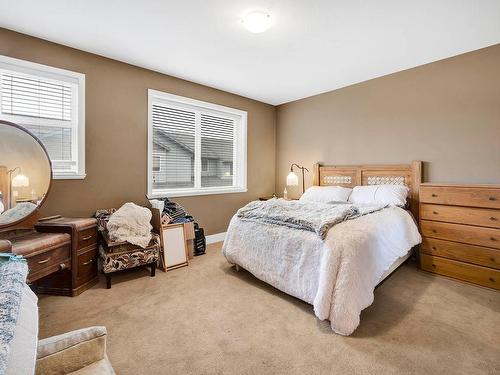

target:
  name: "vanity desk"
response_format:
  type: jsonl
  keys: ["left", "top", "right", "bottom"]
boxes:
{"left": 0, "top": 120, "right": 97, "bottom": 296}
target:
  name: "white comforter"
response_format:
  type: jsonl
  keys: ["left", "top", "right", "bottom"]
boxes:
{"left": 222, "top": 206, "right": 421, "bottom": 335}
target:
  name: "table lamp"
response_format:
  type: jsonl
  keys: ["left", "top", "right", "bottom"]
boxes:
{"left": 286, "top": 163, "right": 309, "bottom": 194}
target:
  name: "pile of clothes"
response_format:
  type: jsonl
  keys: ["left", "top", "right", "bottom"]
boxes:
{"left": 155, "top": 198, "right": 206, "bottom": 256}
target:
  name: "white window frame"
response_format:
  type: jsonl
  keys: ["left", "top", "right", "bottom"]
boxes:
{"left": 0, "top": 55, "right": 86, "bottom": 179}
{"left": 147, "top": 89, "right": 247, "bottom": 198}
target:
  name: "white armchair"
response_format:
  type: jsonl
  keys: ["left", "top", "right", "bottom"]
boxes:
{"left": 36, "top": 326, "right": 114, "bottom": 375}
{"left": 5, "top": 285, "right": 114, "bottom": 375}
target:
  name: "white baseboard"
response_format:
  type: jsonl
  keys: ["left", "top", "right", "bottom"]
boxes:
{"left": 206, "top": 232, "right": 226, "bottom": 244}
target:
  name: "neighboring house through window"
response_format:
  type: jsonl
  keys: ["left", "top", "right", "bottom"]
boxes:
{"left": 148, "top": 89, "right": 247, "bottom": 197}
{"left": 0, "top": 55, "right": 86, "bottom": 179}
{"left": 201, "top": 158, "right": 208, "bottom": 172}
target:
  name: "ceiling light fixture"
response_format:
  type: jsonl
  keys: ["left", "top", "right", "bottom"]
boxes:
{"left": 242, "top": 10, "right": 272, "bottom": 33}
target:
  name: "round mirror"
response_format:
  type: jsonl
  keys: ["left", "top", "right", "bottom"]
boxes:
{"left": 0, "top": 120, "right": 52, "bottom": 228}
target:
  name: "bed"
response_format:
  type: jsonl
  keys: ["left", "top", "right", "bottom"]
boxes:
{"left": 222, "top": 161, "right": 423, "bottom": 335}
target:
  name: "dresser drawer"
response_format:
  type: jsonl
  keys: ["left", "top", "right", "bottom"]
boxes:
{"left": 420, "top": 254, "right": 499, "bottom": 290}
{"left": 420, "top": 186, "right": 500, "bottom": 209}
{"left": 26, "top": 244, "right": 71, "bottom": 275}
{"left": 420, "top": 204, "right": 500, "bottom": 229}
{"left": 421, "top": 237, "right": 500, "bottom": 269}
{"left": 76, "top": 247, "right": 98, "bottom": 284}
{"left": 420, "top": 220, "right": 500, "bottom": 249}
{"left": 25, "top": 245, "right": 71, "bottom": 283}
{"left": 78, "top": 227, "right": 97, "bottom": 249}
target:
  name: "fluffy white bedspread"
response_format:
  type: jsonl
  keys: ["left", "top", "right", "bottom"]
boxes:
{"left": 222, "top": 206, "right": 421, "bottom": 335}
{"left": 107, "top": 203, "right": 152, "bottom": 248}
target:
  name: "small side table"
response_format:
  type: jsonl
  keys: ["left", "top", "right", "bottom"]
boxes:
{"left": 34, "top": 217, "right": 98, "bottom": 296}
{"left": 259, "top": 196, "right": 298, "bottom": 201}
{"left": 259, "top": 196, "right": 277, "bottom": 201}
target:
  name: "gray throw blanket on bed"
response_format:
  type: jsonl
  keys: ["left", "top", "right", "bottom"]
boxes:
{"left": 0, "top": 254, "right": 28, "bottom": 374}
{"left": 237, "top": 199, "right": 386, "bottom": 239}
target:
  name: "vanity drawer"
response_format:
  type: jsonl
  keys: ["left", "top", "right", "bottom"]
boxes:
{"left": 420, "top": 220, "right": 500, "bottom": 249}
{"left": 76, "top": 247, "right": 98, "bottom": 284}
{"left": 420, "top": 204, "right": 500, "bottom": 229}
{"left": 421, "top": 237, "right": 500, "bottom": 269}
{"left": 420, "top": 253, "right": 499, "bottom": 290}
{"left": 26, "top": 244, "right": 71, "bottom": 279}
{"left": 78, "top": 227, "right": 97, "bottom": 249}
{"left": 420, "top": 186, "right": 500, "bottom": 209}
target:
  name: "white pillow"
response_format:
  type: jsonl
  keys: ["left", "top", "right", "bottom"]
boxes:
{"left": 348, "top": 185, "right": 409, "bottom": 206}
{"left": 300, "top": 186, "right": 352, "bottom": 203}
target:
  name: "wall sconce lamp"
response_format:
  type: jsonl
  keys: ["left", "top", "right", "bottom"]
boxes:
{"left": 286, "top": 163, "right": 309, "bottom": 194}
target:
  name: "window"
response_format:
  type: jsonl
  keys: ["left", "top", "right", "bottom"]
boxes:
{"left": 152, "top": 156, "right": 161, "bottom": 172}
{"left": 0, "top": 55, "right": 85, "bottom": 179}
{"left": 201, "top": 158, "right": 208, "bottom": 172}
{"left": 148, "top": 89, "right": 247, "bottom": 197}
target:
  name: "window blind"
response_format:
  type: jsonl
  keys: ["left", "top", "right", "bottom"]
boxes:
{"left": 148, "top": 89, "right": 246, "bottom": 197}
{"left": 24, "top": 124, "right": 74, "bottom": 172}
{"left": 1, "top": 72, "right": 72, "bottom": 121}
{"left": 0, "top": 67, "right": 81, "bottom": 176}
{"left": 200, "top": 113, "right": 234, "bottom": 188}
{"left": 151, "top": 104, "right": 196, "bottom": 190}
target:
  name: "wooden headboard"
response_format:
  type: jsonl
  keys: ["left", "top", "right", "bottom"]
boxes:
{"left": 312, "top": 161, "right": 422, "bottom": 219}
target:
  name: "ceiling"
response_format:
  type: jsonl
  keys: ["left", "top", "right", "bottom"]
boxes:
{"left": 1, "top": 1, "right": 500, "bottom": 105}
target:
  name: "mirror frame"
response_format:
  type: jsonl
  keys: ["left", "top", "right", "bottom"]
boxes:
{"left": 0, "top": 119, "right": 53, "bottom": 230}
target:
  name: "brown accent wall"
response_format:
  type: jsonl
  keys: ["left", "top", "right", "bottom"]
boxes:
{"left": 276, "top": 44, "right": 500, "bottom": 198}
{"left": 0, "top": 28, "right": 276, "bottom": 234}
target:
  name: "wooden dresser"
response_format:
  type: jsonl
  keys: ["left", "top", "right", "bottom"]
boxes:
{"left": 33, "top": 217, "right": 99, "bottom": 296}
{"left": 419, "top": 183, "right": 500, "bottom": 290}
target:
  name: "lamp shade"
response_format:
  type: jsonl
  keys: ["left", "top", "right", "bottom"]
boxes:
{"left": 12, "top": 173, "right": 29, "bottom": 187}
{"left": 286, "top": 171, "right": 299, "bottom": 186}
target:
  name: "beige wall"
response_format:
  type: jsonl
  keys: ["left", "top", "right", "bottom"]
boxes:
{"left": 2, "top": 27, "right": 499, "bottom": 230}
{"left": 276, "top": 44, "right": 500, "bottom": 198}
{"left": 0, "top": 28, "right": 276, "bottom": 234}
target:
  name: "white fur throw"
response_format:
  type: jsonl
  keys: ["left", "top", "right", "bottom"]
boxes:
{"left": 107, "top": 203, "right": 152, "bottom": 248}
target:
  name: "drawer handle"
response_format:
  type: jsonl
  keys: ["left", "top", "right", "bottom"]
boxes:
{"left": 491, "top": 237, "right": 497, "bottom": 242}
{"left": 431, "top": 264, "right": 436, "bottom": 268}
{"left": 60, "top": 263, "right": 67, "bottom": 270}
{"left": 490, "top": 257, "right": 495, "bottom": 262}
{"left": 432, "top": 229, "right": 437, "bottom": 233}
{"left": 489, "top": 197, "right": 497, "bottom": 201}
{"left": 82, "top": 235, "right": 93, "bottom": 241}
{"left": 489, "top": 277, "right": 495, "bottom": 283}
{"left": 432, "top": 211, "right": 438, "bottom": 215}
{"left": 490, "top": 217, "right": 498, "bottom": 221}
{"left": 431, "top": 194, "right": 438, "bottom": 197}
{"left": 431, "top": 246, "right": 437, "bottom": 250}
{"left": 82, "top": 259, "right": 94, "bottom": 266}
{"left": 37, "top": 258, "right": 50, "bottom": 264}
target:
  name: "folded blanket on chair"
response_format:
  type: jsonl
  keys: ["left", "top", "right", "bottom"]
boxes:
{"left": 107, "top": 203, "right": 152, "bottom": 248}
{"left": 237, "top": 199, "right": 386, "bottom": 239}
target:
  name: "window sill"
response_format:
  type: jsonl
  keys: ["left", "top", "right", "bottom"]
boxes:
{"left": 147, "top": 187, "right": 247, "bottom": 199}
{"left": 52, "top": 173, "right": 86, "bottom": 180}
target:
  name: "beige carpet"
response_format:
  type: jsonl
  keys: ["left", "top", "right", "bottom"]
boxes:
{"left": 39, "top": 243, "right": 500, "bottom": 375}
